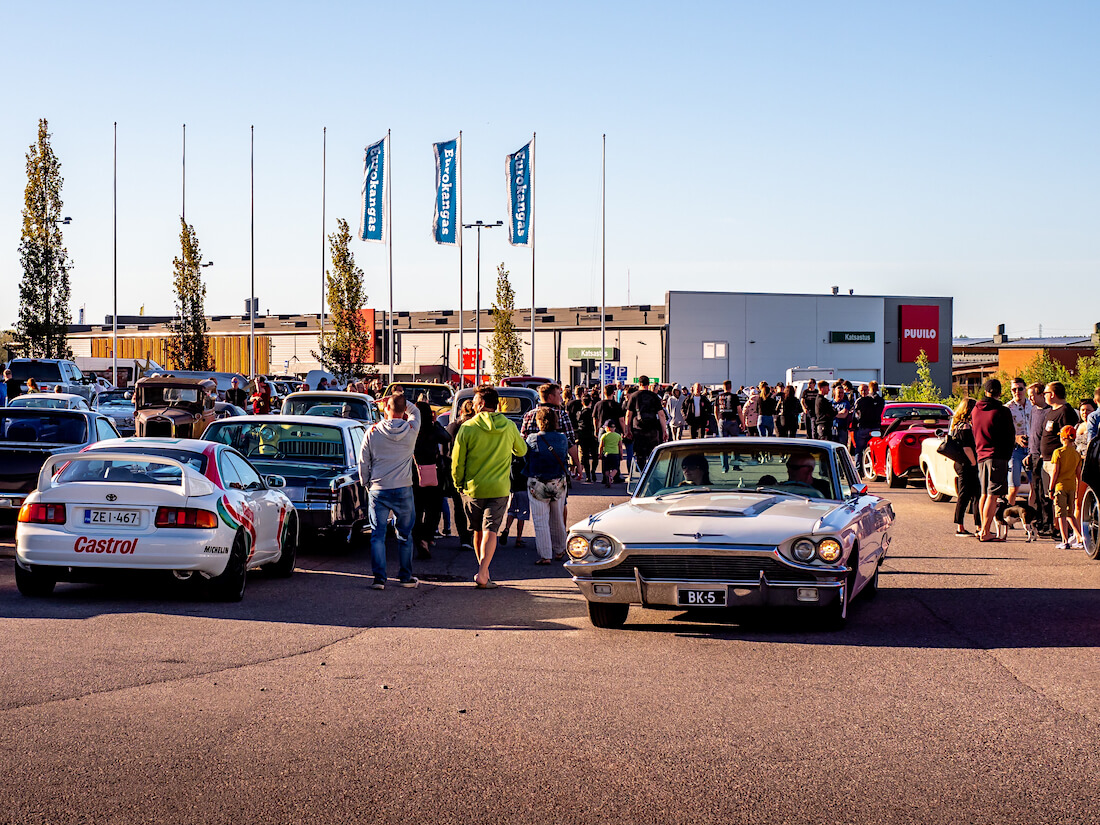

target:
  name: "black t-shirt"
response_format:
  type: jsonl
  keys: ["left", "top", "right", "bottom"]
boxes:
{"left": 225, "top": 387, "right": 248, "bottom": 408}
{"left": 566, "top": 398, "right": 583, "bottom": 430}
{"left": 1040, "top": 403, "right": 1080, "bottom": 460}
{"left": 625, "top": 389, "right": 663, "bottom": 433}
{"left": 5, "top": 378, "right": 21, "bottom": 402}
{"left": 854, "top": 395, "right": 880, "bottom": 429}
{"left": 758, "top": 396, "right": 778, "bottom": 416}
{"left": 577, "top": 407, "right": 596, "bottom": 439}
{"left": 801, "top": 387, "right": 818, "bottom": 414}
{"left": 717, "top": 391, "right": 741, "bottom": 420}
{"left": 593, "top": 399, "right": 625, "bottom": 433}
{"left": 815, "top": 394, "right": 835, "bottom": 424}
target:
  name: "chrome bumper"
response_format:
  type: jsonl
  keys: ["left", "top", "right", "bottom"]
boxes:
{"left": 572, "top": 567, "right": 845, "bottom": 610}
{"left": 0, "top": 494, "right": 27, "bottom": 510}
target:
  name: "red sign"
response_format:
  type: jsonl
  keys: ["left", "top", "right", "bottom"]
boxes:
{"left": 460, "top": 348, "right": 483, "bottom": 370}
{"left": 898, "top": 305, "right": 940, "bottom": 363}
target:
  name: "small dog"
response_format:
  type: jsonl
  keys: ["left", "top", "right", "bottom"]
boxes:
{"left": 995, "top": 498, "right": 1039, "bottom": 542}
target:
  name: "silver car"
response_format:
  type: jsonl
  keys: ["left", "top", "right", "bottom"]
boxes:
{"left": 565, "top": 437, "right": 895, "bottom": 629}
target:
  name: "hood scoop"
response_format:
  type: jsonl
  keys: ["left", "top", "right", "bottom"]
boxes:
{"left": 667, "top": 499, "right": 776, "bottom": 518}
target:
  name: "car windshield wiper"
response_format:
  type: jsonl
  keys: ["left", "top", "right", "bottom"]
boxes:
{"left": 655, "top": 486, "right": 716, "bottom": 500}
{"left": 754, "top": 486, "right": 810, "bottom": 500}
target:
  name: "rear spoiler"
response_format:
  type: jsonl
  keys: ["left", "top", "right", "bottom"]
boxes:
{"left": 37, "top": 452, "right": 215, "bottom": 498}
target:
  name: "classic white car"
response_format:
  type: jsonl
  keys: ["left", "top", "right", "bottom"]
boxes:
{"left": 14, "top": 439, "right": 297, "bottom": 601}
{"left": 919, "top": 434, "right": 959, "bottom": 502}
{"left": 566, "top": 437, "right": 895, "bottom": 629}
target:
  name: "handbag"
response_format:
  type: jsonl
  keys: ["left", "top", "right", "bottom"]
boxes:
{"left": 416, "top": 462, "right": 439, "bottom": 487}
{"left": 936, "top": 432, "right": 968, "bottom": 466}
{"left": 529, "top": 475, "right": 567, "bottom": 502}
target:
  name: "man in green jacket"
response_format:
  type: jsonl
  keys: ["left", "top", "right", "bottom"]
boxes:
{"left": 451, "top": 385, "right": 528, "bottom": 588}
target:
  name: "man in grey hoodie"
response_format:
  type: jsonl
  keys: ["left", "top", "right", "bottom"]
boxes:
{"left": 359, "top": 391, "right": 421, "bottom": 590}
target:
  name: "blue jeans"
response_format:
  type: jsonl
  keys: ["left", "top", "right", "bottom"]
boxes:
{"left": 1010, "top": 445, "right": 1028, "bottom": 489}
{"left": 368, "top": 486, "right": 415, "bottom": 583}
{"left": 758, "top": 415, "right": 774, "bottom": 437}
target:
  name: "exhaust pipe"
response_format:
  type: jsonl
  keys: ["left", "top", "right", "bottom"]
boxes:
{"left": 172, "top": 570, "right": 194, "bottom": 581}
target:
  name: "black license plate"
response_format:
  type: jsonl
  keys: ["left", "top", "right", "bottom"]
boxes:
{"left": 678, "top": 588, "right": 727, "bottom": 607}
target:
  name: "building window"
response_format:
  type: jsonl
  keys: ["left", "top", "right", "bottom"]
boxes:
{"left": 702, "top": 341, "right": 728, "bottom": 359}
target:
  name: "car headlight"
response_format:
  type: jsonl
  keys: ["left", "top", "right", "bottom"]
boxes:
{"left": 792, "top": 539, "right": 816, "bottom": 562}
{"left": 567, "top": 535, "right": 590, "bottom": 560}
{"left": 817, "top": 538, "right": 843, "bottom": 563}
{"left": 591, "top": 536, "right": 614, "bottom": 559}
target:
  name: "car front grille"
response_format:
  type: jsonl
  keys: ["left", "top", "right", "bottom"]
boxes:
{"left": 590, "top": 554, "right": 818, "bottom": 583}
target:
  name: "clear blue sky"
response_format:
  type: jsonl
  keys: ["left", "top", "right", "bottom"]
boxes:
{"left": 2, "top": 0, "right": 1097, "bottom": 339}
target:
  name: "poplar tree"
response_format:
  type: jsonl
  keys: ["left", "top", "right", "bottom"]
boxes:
{"left": 16, "top": 119, "right": 73, "bottom": 359}
{"left": 490, "top": 262, "right": 525, "bottom": 382}
{"left": 313, "top": 219, "right": 373, "bottom": 382}
{"left": 166, "top": 218, "right": 213, "bottom": 370}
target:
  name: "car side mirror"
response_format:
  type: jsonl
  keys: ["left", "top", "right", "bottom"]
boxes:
{"left": 852, "top": 483, "right": 868, "bottom": 497}
{"left": 626, "top": 478, "right": 637, "bottom": 495}
{"left": 266, "top": 475, "right": 286, "bottom": 489}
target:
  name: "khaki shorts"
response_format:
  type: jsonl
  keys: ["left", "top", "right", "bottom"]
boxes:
{"left": 1053, "top": 490, "right": 1075, "bottom": 520}
{"left": 462, "top": 495, "right": 508, "bottom": 533}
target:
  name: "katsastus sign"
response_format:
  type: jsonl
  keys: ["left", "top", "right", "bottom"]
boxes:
{"left": 898, "top": 305, "right": 940, "bottom": 362}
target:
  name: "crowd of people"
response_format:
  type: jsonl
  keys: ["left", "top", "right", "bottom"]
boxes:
{"left": 947, "top": 377, "right": 1097, "bottom": 548}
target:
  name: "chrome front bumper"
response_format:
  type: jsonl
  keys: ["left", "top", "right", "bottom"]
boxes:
{"left": 572, "top": 567, "right": 845, "bottom": 610}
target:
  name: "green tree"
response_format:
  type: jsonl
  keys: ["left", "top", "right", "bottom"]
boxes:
{"left": 489, "top": 262, "right": 524, "bottom": 382}
{"left": 16, "top": 119, "right": 73, "bottom": 359}
{"left": 898, "top": 349, "right": 944, "bottom": 404}
{"left": 166, "top": 218, "right": 213, "bottom": 371}
{"left": 313, "top": 219, "right": 373, "bottom": 382}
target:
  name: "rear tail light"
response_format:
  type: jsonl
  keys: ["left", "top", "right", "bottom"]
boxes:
{"left": 18, "top": 503, "right": 67, "bottom": 524}
{"left": 902, "top": 435, "right": 918, "bottom": 446}
{"left": 155, "top": 507, "right": 218, "bottom": 529}
{"left": 306, "top": 487, "right": 336, "bottom": 503}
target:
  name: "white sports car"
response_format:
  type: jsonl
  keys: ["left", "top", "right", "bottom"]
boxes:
{"left": 14, "top": 438, "right": 298, "bottom": 601}
{"left": 566, "top": 437, "right": 895, "bottom": 629}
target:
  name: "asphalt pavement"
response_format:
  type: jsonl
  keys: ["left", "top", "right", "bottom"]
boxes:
{"left": 1, "top": 477, "right": 1098, "bottom": 824}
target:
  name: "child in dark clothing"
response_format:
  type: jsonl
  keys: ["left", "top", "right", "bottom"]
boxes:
{"left": 499, "top": 453, "right": 529, "bottom": 547}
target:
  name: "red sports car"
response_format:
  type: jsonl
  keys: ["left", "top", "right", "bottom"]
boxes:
{"left": 861, "top": 403, "right": 953, "bottom": 487}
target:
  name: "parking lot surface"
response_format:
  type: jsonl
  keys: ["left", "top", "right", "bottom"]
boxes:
{"left": 1, "top": 479, "right": 1098, "bottom": 824}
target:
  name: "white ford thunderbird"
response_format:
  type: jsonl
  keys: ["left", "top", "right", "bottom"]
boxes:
{"left": 566, "top": 438, "right": 895, "bottom": 629}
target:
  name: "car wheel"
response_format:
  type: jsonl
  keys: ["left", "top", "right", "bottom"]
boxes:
{"left": 208, "top": 531, "right": 248, "bottom": 602}
{"left": 588, "top": 601, "right": 629, "bottom": 629}
{"left": 886, "top": 459, "right": 907, "bottom": 488}
{"left": 925, "top": 466, "right": 949, "bottom": 502}
{"left": 15, "top": 562, "right": 55, "bottom": 598}
{"left": 268, "top": 514, "right": 298, "bottom": 578}
{"left": 1083, "top": 489, "right": 1100, "bottom": 561}
{"left": 862, "top": 450, "right": 882, "bottom": 482}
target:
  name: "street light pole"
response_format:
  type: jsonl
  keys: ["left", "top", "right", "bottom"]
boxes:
{"left": 461, "top": 219, "right": 502, "bottom": 382}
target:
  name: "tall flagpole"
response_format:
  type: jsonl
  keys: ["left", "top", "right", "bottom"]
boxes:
{"left": 112, "top": 122, "right": 118, "bottom": 388}
{"left": 530, "top": 132, "right": 536, "bottom": 376}
{"left": 320, "top": 128, "right": 327, "bottom": 348}
{"left": 250, "top": 125, "right": 256, "bottom": 378}
{"left": 387, "top": 129, "right": 394, "bottom": 385}
{"left": 600, "top": 134, "right": 606, "bottom": 392}
{"left": 457, "top": 131, "right": 464, "bottom": 389}
{"left": 181, "top": 124, "right": 186, "bottom": 221}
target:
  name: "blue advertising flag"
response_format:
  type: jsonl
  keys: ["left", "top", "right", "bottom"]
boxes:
{"left": 433, "top": 138, "right": 460, "bottom": 245}
{"left": 506, "top": 141, "right": 532, "bottom": 246}
{"left": 359, "top": 136, "right": 388, "bottom": 243}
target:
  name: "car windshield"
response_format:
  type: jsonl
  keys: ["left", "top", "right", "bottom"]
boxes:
{"left": 389, "top": 385, "right": 452, "bottom": 407}
{"left": 86, "top": 445, "right": 208, "bottom": 473}
{"left": 56, "top": 457, "right": 185, "bottom": 486}
{"left": 140, "top": 387, "right": 201, "bottom": 407}
{"left": 0, "top": 413, "right": 87, "bottom": 444}
{"left": 96, "top": 392, "right": 132, "bottom": 407}
{"left": 10, "top": 397, "right": 69, "bottom": 409}
{"left": 206, "top": 421, "right": 347, "bottom": 465}
{"left": 8, "top": 362, "right": 62, "bottom": 382}
{"left": 284, "top": 396, "right": 373, "bottom": 421}
{"left": 883, "top": 404, "right": 951, "bottom": 420}
{"left": 636, "top": 444, "right": 837, "bottom": 500}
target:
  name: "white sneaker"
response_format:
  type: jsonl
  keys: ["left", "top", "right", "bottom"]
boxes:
{"left": 1055, "top": 542, "right": 1069, "bottom": 550}
{"left": 1071, "top": 541, "right": 1086, "bottom": 550}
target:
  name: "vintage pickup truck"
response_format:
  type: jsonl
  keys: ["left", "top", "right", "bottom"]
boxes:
{"left": 134, "top": 377, "right": 218, "bottom": 439}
